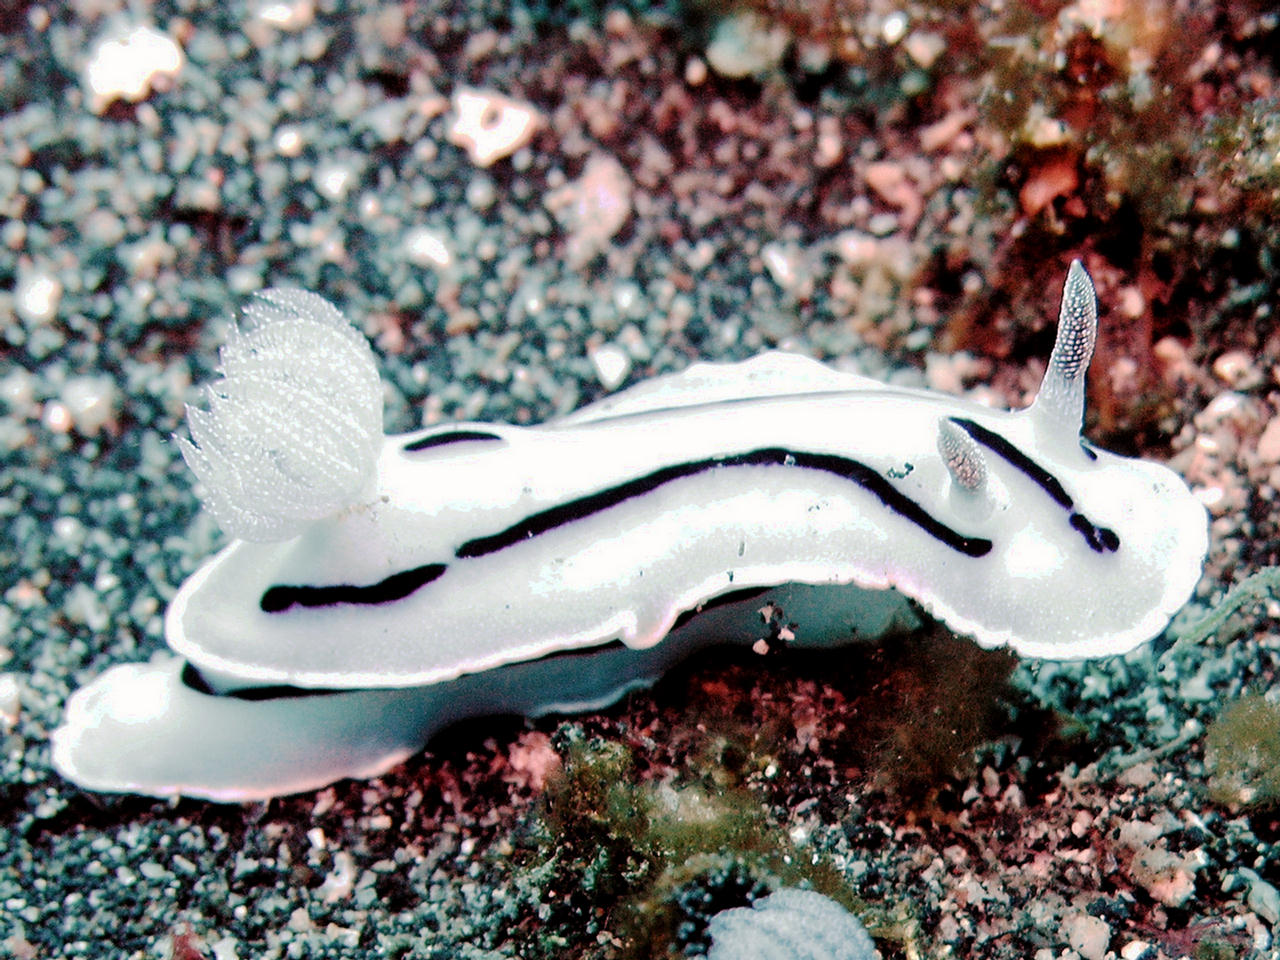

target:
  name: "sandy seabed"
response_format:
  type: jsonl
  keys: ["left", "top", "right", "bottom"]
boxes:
{"left": 3, "top": 2, "right": 1280, "bottom": 958}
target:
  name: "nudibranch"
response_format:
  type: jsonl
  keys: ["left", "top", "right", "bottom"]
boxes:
{"left": 52, "top": 264, "right": 1208, "bottom": 801}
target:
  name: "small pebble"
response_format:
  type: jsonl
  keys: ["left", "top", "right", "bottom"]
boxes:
{"left": 448, "top": 89, "right": 541, "bottom": 168}
{"left": 589, "top": 344, "right": 630, "bottom": 390}
{"left": 84, "top": 24, "right": 184, "bottom": 113}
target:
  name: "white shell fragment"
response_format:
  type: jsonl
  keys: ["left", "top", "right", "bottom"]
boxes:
{"left": 52, "top": 262, "right": 1208, "bottom": 801}
{"left": 707, "top": 889, "right": 877, "bottom": 960}
{"left": 84, "top": 24, "right": 184, "bottom": 114}
{"left": 447, "top": 88, "right": 541, "bottom": 167}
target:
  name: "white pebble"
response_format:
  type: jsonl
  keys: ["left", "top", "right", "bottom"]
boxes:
{"left": 447, "top": 89, "right": 541, "bottom": 168}
{"left": 404, "top": 228, "right": 453, "bottom": 269}
{"left": 274, "top": 125, "right": 304, "bottom": 157}
{"left": 64, "top": 583, "right": 110, "bottom": 632}
{"left": 706, "top": 12, "right": 790, "bottom": 79}
{"left": 52, "top": 516, "right": 85, "bottom": 547}
{"left": 1241, "top": 869, "right": 1280, "bottom": 925}
{"left": 904, "top": 31, "right": 946, "bottom": 67}
{"left": 882, "top": 11, "right": 910, "bottom": 44}
{"left": 0, "top": 673, "right": 20, "bottom": 729}
{"left": 761, "top": 242, "right": 811, "bottom": 297}
{"left": 590, "top": 344, "right": 631, "bottom": 390}
{"left": 42, "top": 401, "right": 72, "bottom": 434}
{"left": 465, "top": 175, "right": 497, "bottom": 211}
{"left": 0, "top": 368, "right": 36, "bottom": 414}
{"left": 314, "top": 162, "right": 355, "bottom": 200}
{"left": 255, "top": 0, "right": 314, "bottom": 30}
{"left": 61, "top": 375, "right": 120, "bottom": 436}
{"left": 317, "top": 850, "right": 357, "bottom": 903}
{"left": 1064, "top": 912, "right": 1111, "bottom": 960}
{"left": 84, "top": 24, "right": 184, "bottom": 113}
{"left": 16, "top": 269, "right": 61, "bottom": 324}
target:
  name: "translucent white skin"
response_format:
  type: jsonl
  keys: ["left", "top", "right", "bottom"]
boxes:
{"left": 52, "top": 583, "right": 913, "bottom": 802}
{"left": 165, "top": 370, "right": 1206, "bottom": 691}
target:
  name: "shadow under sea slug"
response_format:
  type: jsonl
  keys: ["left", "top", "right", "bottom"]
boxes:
{"left": 51, "top": 262, "right": 1208, "bottom": 801}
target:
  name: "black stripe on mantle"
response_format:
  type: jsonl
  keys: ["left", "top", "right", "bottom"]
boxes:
{"left": 948, "top": 417, "right": 1119, "bottom": 554}
{"left": 402, "top": 429, "right": 503, "bottom": 453}
{"left": 260, "top": 562, "right": 447, "bottom": 613}
{"left": 257, "top": 447, "right": 992, "bottom": 616}
{"left": 456, "top": 447, "right": 993, "bottom": 560}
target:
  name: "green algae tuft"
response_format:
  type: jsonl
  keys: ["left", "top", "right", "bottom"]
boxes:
{"left": 1204, "top": 694, "right": 1280, "bottom": 811}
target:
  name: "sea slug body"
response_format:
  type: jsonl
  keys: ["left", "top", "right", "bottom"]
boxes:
{"left": 51, "top": 262, "right": 1208, "bottom": 801}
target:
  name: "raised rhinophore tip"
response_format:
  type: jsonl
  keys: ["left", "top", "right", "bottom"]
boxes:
{"left": 177, "top": 289, "right": 384, "bottom": 543}
{"left": 1030, "top": 260, "right": 1097, "bottom": 436}
{"left": 937, "top": 418, "right": 987, "bottom": 491}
